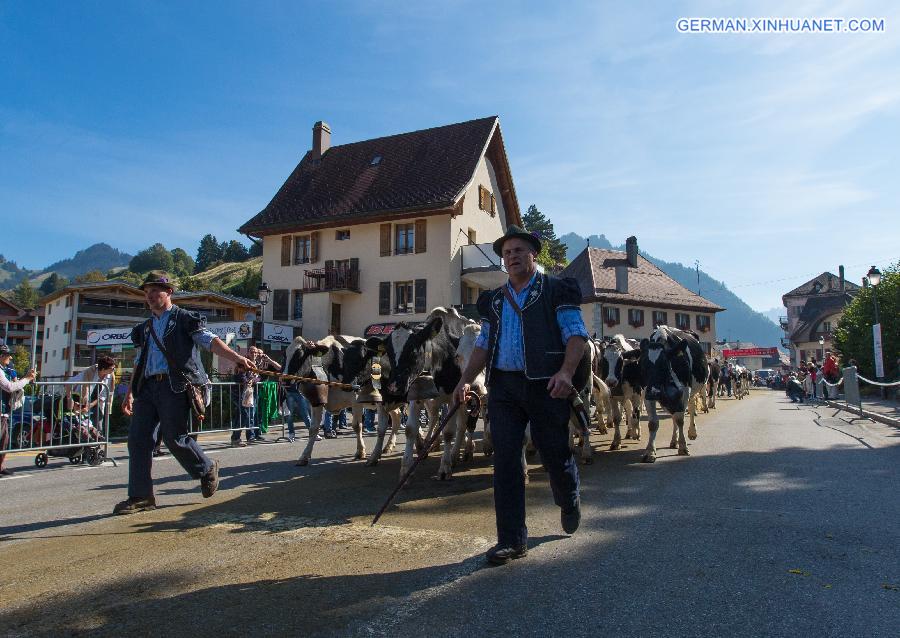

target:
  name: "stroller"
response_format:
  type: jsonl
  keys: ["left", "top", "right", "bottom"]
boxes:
{"left": 32, "top": 394, "right": 106, "bottom": 468}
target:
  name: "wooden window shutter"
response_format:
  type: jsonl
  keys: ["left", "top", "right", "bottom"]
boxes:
{"left": 281, "top": 236, "right": 292, "bottom": 267}
{"left": 310, "top": 231, "right": 319, "bottom": 263}
{"left": 414, "top": 279, "right": 426, "bottom": 314}
{"left": 380, "top": 224, "right": 392, "bottom": 257}
{"left": 490, "top": 193, "right": 497, "bottom": 216}
{"left": 415, "top": 219, "right": 426, "bottom": 253}
{"left": 478, "top": 185, "right": 487, "bottom": 211}
{"left": 273, "top": 289, "right": 289, "bottom": 321}
{"left": 379, "top": 282, "right": 391, "bottom": 315}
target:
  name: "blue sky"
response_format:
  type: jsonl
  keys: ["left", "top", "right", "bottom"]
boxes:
{"left": 1, "top": 1, "right": 898, "bottom": 311}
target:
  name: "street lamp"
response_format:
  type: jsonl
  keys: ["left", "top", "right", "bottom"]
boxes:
{"left": 258, "top": 282, "right": 272, "bottom": 307}
{"left": 866, "top": 266, "right": 885, "bottom": 394}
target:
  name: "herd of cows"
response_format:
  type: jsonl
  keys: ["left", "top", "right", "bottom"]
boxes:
{"left": 281, "top": 307, "right": 748, "bottom": 480}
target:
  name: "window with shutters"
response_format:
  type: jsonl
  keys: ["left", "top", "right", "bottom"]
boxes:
{"left": 603, "top": 306, "right": 620, "bottom": 326}
{"left": 395, "top": 224, "right": 415, "bottom": 255}
{"left": 628, "top": 308, "right": 644, "bottom": 327}
{"left": 478, "top": 185, "right": 497, "bottom": 216}
{"left": 675, "top": 312, "right": 690, "bottom": 329}
{"left": 294, "top": 236, "right": 312, "bottom": 264}
{"left": 395, "top": 281, "right": 414, "bottom": 313}
{"left": 652, "top": 311, "right": 667, "bottom": 326}
{"left": 697, "top": 315, "right": 711, "bottom": 332}
{"left": 291, "top": 291, "right": 303, "bottom": 321}
{"left": 273, "top": 289, "right": 289, "bottom": 321}
{"left": 335, "top": 229, "right": 350, "bottom": 241}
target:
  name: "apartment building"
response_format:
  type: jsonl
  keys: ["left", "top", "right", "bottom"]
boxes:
{"left": 0, "top": 296, "right": 44, "bottom": 364}
{"left": 240, "top": 117, "right": 522, "bottom": 338}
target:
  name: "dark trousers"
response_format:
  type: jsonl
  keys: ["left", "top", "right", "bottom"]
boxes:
{"left": 128, "top": 377, "right": 214, "bottom": 498}
{"left": 488, "top": 370, "right": 579, "bottom": 547}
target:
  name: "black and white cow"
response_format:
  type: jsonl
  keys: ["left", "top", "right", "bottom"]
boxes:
{"left": 597, "top": 334, "right": 645, "bottom": 450}
{"left": 639, "top": 325, "right": 709, "bottom": 463}
{"left": 365, "top": 307, "right": 472, "bottom": 480}
{"left": 284, "top": 335, "right": 379, "bottom": 466}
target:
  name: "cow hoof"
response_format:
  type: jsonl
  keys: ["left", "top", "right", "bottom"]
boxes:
{"left": 523, "top": 474, "right": 530, "bottom": 485}
{"left": 642, "top": 453, "right": 657, "bottom": 463}
{"left": 609, "top": 441, "right": 621, "bottom": 451}
{"left": 365, "top": 457, "right": 379, "bottom": 467}
{"left": 354, "top": 451, "right": 365, "bottom": 460}
{"left": 688, "top": 432, "right": 698, "bottom": 441}
{"left": 678, "top": 448, "right": 690, "bottom": 456}
{"left": 295, "top": 458, "right": 309, "bottom": 467}
{"left": 669, "top": 442, "right": 678, "bottom": 449}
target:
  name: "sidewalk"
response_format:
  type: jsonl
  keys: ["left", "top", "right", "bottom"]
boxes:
{"left": 824, "top": 394, "right": 900, "bottom": 427}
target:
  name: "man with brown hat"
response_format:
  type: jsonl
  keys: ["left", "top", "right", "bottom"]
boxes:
{"left": 453, "top": 226, "right": 589, "bottom": 565}
{"left": 113, "top": 271, "right": 254, "bottom": 515}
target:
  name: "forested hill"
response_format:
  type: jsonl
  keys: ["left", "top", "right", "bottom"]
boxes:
{"left": 42, "top": 243, "right": 132, "bottom": 278}
{"left": 559, "top": 232, "right": 783, "bottom": 347}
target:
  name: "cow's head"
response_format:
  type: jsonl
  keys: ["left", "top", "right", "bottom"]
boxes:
{"left": 284, "top": 336, "right": 330, "bottom": 377}
{"left": 599, "top": 339, "right": 640, "bottom": 388}
{"left": 640, "top": 337, "right": 689, "bottom": 410}
{"left": 371, "top": 317, "right": 443, "bottom": 399}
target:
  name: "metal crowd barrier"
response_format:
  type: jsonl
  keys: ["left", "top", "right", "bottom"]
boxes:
{"left": 186, "top": 380, "right": 293, "bottom": 441}
{"left": 821, "top": 367, "right": 900, "bottom": 414}
{"left": 1, "top": 380, "right": 116, "bottom": 468}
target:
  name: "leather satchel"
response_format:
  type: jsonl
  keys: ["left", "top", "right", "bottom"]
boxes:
{"left": 147, "top": 320, "right": 208, "bottom": 422}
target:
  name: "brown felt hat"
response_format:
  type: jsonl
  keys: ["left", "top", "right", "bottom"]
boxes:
{"left": 492, "top": 225, "right": 542, "bottom": 257}
{"left": 139, "top": 271, "right": 177, "bottom": 292}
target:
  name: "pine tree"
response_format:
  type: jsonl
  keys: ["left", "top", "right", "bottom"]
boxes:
{"left": 221, "top": 240, "right": 250, "bottom": 263}
{"left": 12, "top": 279, "right": 39, "bottom": 308}
{"left": 521, "top": 204, "right": 568, "bottom": 270}
{"left": 39, "top": 272, "right": 69, "bottom": 296}
{"left": 129, "top": 243, "right": 174, "bottom": 273}
{"left": 170, "top": 248, "right": 195, "bottom": 276}
{"left": 195, "top": 234, "right": 222, "bottom": 272}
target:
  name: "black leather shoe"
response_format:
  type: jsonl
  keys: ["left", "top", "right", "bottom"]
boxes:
{"left": 113, "top": 496, "right": 156, "bottom": 515}
{"left": 561, "top": 499, "right": 581, "bottom": 534}
{"left": 486, "top": 543, "right": 528, "bottom": 565}
{"left": 201, "top": 460, "right": 220, "bottom": 498}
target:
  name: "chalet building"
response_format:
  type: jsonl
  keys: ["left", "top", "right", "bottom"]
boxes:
{"left": 239, "top": 117, "right": 521, "bottom": 339}
{"left": 0, "top": 296, "right": 44, "bottom": 364}
{"left": 560, "top": 237, "right": 724, "bottom": 354}
{"left": 781, "top": 266, "right": 859, "bottom": 366}
{"left": 39, "top": 282, "right": 258, "bottom": 377}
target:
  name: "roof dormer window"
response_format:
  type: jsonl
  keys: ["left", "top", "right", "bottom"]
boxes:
{"left": 370, "top": 155, "right": 382, "bottom": 166}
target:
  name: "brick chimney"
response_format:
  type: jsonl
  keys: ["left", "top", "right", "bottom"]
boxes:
{"left": 615, "top": 265, "right": 629, "bottom": 293}
{"left": 312, "top": 121, "right": 331, "bottom": 159}
{"left": 839, "top": 265, "right": 845, "bottom": 291}
{"left": 625, "top": 236, "right": 638, "bottom": 268}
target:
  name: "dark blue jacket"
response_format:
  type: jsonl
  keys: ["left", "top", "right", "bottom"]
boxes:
{"left": 130, "top": 305, "right": 210, "bottom": 394}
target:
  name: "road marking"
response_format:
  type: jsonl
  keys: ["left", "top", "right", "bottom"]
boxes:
{"left": 0, "top": 474, "right": 31, "bottom": 481}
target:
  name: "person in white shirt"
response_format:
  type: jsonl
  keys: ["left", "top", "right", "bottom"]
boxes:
{"left": 0, "top": 344, "right": 36, "bottom": 475}
{"left": 67, "top": 354, "right": 117, "bottom": 425}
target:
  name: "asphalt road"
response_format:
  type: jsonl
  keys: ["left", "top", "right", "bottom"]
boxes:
{"left": 1, "top": 391, "right": 898, "bottom": 637}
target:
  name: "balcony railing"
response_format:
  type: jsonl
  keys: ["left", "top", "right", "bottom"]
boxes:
{"left": 780, "top": 337, "right": 792, "bottom": 348}
{"left": 779, "top": 316, "right": 789, "bottom": 329}
{"left": 302, "top": 266, "right": 361, "bottom": 293}
{"left": 78, "top": 303, "right": 149, "bottom": 318}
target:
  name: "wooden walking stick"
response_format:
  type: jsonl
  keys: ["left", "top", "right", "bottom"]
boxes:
{"left": 371, "top": 392, "right": 480, "bottom": 526}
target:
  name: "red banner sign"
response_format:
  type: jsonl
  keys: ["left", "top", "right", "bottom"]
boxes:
{"left": 723, "top": 347, "right": 779, "bottom": 358}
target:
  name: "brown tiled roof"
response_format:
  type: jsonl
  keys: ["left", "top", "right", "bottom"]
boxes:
{"left": 560, "top": 248, "right": 724, "bottom": 312}
{"left": 240, "top": 116, "right": 511, "bottom": 235}
{"left": 784, "top": 271, "right": 860, "bottom": 298}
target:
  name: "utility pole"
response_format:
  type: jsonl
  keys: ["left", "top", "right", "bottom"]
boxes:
{"left": 695, "top": 260, "right": 701, "bottom": 294}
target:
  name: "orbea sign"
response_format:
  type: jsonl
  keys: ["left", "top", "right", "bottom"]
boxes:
{"left": 263, "top": 322, "right": 293, "bottom": 344}
{"left": 86, "top": 328, "right": 134, "bottom": 346}
{"left": 723, "top": 347, "right": 779, "bottom": 358}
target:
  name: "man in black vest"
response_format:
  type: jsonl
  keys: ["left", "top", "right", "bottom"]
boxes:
{"left": 113, "top": 271, "right": 253, "bottom": 515}
{"left": 454, "top": 226, "right": 589, "bottom": 565}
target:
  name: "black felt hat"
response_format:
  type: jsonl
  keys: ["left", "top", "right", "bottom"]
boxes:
{"left": 492, "top": 225, "right": 542, "bottom": 257}
{"left": 139, "top": 271, "right": 176, "bottom": 292}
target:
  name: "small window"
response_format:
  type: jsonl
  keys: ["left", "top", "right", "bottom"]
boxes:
{"left": 604, "top": 307, "right": 620, "bottom": 326}
{"left": 395, "top": 224, "right": 415, "bottom": 255}
{"left": 395, "top": 281, "right": 414, "bottom": 313}
{"left": 652, "top": 311, "right": 668, "bottom": 326}
{"left": 675, "top": 313, "right": 691, "bottom": 330}
{"left": 370, "top": 155, "right": 382, "bottom": 166}
{"left": 294, "top": 236, "right": 312, "bottom": 264}
{"left": 292, "top": 291, "right": 303, "bottom": 321}
{"left": 822, "top": 321, "right": 832, "bottom": 333}
{"left": 697, "top": 315, "right": 711, "bottom": 332}
{"left": 628, "top": 309, "right": 644, "bottom": 327}
{"left": 335, "top": 230, "right": 351, "bottom": 241}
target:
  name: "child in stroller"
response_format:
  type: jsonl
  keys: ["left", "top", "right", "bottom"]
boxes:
{"left": 33, "top": 393, "right": 106, "bottom": 467}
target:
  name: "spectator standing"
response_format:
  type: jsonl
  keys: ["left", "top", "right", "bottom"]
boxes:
{"left": 0, "top": 345, "right": 36, "bottom": 475}
{"left": 68, "top": 355, "right": 117, "bottom": 427}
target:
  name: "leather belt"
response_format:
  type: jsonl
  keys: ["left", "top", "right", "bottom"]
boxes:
{"left": 149, "top": 373, "right": 168, "bottom": 382}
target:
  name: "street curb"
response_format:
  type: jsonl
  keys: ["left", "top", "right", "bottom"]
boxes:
{"left": 823, "top": 400, "right": 900, "bottom": 428}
